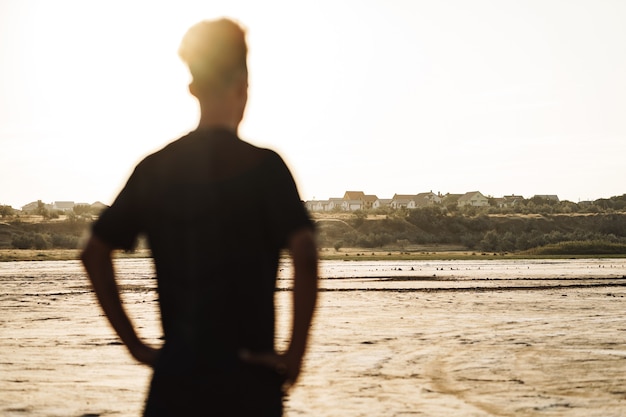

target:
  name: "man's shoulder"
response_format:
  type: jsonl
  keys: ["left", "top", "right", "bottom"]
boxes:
{"left": 238, "top": 141, "right": 280, "bottom": 161}
{"left": 132, "top": 131, "right": 286, "bottom": 181}
{"left": 231, "top": 141, "right": 285, "bottom": 176}
{"left": 136, "top": 129, "right": 222, "bottom": 167}
{"left": 139, "top": 132, "right": 194, "bottom": 160}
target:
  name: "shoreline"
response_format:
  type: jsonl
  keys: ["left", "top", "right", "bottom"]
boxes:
{"left": 0, "top": 249, "right": 153, "bottom": 262}
{"left": 1, "top": 248, "right": 625, "bottom": 262}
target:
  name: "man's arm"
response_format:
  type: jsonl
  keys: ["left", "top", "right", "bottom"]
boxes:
{"left": 241, "top": 226, "right": 318, "bottom": 385}
{"left": 283, "top": 226, "right": 318, "bottom": 383}
{"left": 81, "top": 235, "right": 159, "bottom": 366}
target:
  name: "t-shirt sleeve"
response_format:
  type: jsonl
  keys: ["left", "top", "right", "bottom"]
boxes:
{"left": 262, "top": 153, "right": 314, "bottom": 249}
{"left": 91, "top": 164, "right": 147, "bottom": 251}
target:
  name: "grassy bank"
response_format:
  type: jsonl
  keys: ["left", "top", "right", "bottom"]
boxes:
{"left": 2, "top": 247, "right": 624, "bottom": 262}
{"left": 0, "top": 249, "right": 152, "bottom": 262}
{"left": 319, "top": 248, "right": 626, "bottom": 261}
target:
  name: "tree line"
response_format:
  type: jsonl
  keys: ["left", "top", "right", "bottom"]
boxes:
{"left": 0, "top": 202, "right": 104, "bottom": 250}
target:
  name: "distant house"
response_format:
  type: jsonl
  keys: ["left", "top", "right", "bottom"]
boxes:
{"left": 414, "top": 191, "right": 442, "bottom": 207}
{"left": 342, "top": 191, "right": 378, "bottom": 210}
{"left": 305, "top": 200, "right": 329, "bottom": 212}
{"left": 52, "top": 201, "right": 75, "bottom": 211}
{"left": 21, "top": 201, "right": 53, "bottom": 214}
{"left": 343, "top": 191, "right": 365, "bottom": 201}
{"left": 443, "top": 193, "right": 463, "bottom": 201}
{"left": 407, "top": 191, "right": 442, "bottom": 208}
{"left": 362, "top": 194, "right": 378, "bottom": 209}
{"left": 21, "top": 201, "right": 41, "bottom": 213}
{"left": 410, "top": 198, "right": 428, "bottom": 208}
{"left": 533, "top": 194, "right": 560, "bottom": 203}
{"left": 390, "top": 194, "right": 415, "bottom": 209}
{"left": 90, "top": 201, "right": 108, "bottom": 211}
{"left": 497, "top": 194, "right": 525, "bottom": 208}
{"left": 327, "top": 198, "right": 345, "bottom": 211}
{"left": 389, "top": 192, "right": 441, "bottom": 209}
{"left": 372, "top": 198, "right": 392, "bottom": 209}
{"left": 342, "top": 199, "right": 363, "bottom": 211}
{"left": 457, "top": 191, "right": 489, "bottom": 207}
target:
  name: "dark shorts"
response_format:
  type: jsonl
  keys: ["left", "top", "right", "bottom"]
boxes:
{"left": 143, "top": 345, "right": 285, "bottom": 417}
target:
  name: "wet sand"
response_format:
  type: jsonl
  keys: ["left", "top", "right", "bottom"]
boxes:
{"left": 284, "top": 289, "right": 626, "bottom": 416}
{"left": 1, "top": 259, "right": 626, "bottom": 416}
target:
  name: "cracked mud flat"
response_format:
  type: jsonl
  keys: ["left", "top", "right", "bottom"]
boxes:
{"left": 1, "top": 259, "right": 626, "bottom": 416}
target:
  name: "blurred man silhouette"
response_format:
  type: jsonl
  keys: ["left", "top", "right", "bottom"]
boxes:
{"left": 82, "top": 18, "right": 318, "bottom": 416}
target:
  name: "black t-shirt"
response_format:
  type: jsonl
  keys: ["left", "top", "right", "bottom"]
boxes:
{"left": 93, "top": 128, "right": 313, "bottom": 361}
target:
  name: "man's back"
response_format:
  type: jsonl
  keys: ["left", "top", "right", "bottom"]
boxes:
{"left": 94, "top": 128, "right": 310, "bottom": 358}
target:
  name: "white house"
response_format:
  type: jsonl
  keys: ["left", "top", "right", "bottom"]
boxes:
{"left": 457, "top": 191, "right": 489, "bottom": 207}
{"left": 415, "top": 192, "right": 442, "bottom": 206}
{"left": 390, "top": 194, "right": 415, "bottom": 209}
{"left": 372, "top": 199, "right": 392, "bottom": 209}
{"left": 305, "top": 200, "right": 329, "bottom": 212}
{"left": 52, "top": 201, "right": 75, "bottom": 211}
{"left": 497, "top": 195, "right": 525, "bottom": 208}
{"left": 327, "top": 198, "right": 345, "bottom": 211}
{"left": 342, "top": 199, "right": 363, "bottom": 211}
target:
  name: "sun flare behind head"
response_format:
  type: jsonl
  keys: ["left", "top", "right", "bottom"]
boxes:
{"left": 1, "top": 3, "right": 223, "bottom": 205}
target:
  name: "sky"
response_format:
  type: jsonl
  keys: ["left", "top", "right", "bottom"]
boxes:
{"left": 1, "top": 0, "right": 625, "bottom": 209}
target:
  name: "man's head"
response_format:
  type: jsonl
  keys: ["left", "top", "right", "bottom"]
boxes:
{"left": 179, "top": 18, "right": 248, "bottom": 96}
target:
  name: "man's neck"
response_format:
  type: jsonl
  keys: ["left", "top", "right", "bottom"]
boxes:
{"left": 196, "top": 117, "right": 238, "bottom": 133}
{"left": 196, "top": 100, "right": 242, "bottom": 133}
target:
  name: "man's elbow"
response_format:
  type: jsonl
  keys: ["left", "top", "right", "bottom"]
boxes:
{"left": 81, "top": 235, "right": 112, "bottom": 269}
{"left": 289, "top": 227, "right": 318, "bottom": 271}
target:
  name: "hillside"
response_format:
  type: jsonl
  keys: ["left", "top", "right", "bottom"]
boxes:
{"left": 1, "top": 211, "right": 626, "bottom": 255}
{"left": 314, "top": 212, "right": 626, "bottom": 254}
{"left": 0, "top": 222, "right": 19, "bottom": 248}
{"left": 0, "top": 215, "right": 90, "bottom": 250}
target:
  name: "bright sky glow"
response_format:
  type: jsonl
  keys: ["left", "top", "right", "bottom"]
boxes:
{"left": 1, "top": 0, "right": 625, "bottom": 209}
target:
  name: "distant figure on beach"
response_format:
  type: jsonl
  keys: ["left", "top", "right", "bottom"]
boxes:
{"left": 81, "top": 18, "right": 318, "bottom": 416}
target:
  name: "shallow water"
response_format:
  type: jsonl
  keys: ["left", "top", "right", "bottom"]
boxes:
{"left": 1, "top": 259, "right": 626, "bottom": 416}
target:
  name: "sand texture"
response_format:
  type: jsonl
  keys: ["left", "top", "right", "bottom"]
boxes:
{"left": 1, "top": 258, "right": 626, "bottom": 416}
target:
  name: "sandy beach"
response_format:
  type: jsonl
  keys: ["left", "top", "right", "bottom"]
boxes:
{"left": 1, "top": 258, "right": 626, "bottom": 416}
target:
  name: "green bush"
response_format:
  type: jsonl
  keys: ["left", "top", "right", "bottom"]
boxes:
{"left": 51, "top": 234, "right": 80, "bottom": 249}
{"left": 530, "top": 240, "right": 626, "bottom": 255}
{"left": 11, "top": 233, "right": 34, "bottom": 249}
{"left": 11, "top": 232, "right": 50, "bottom": 250}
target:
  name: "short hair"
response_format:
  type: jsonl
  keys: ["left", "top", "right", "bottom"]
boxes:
{"left": 178, "top": 18, "right": 248, "bottom": 88}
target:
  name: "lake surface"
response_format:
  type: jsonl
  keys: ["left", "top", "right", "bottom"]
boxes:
{"left": 2, "top": 258, "right": 626, "bottom": 416}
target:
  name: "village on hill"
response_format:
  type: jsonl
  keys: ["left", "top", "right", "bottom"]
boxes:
{"left": 6, "top": 190, "right": 626, "bottom": 218}
{"left": 305, "top": 191, "right": 560, "bottom": 212}
{"left": 18, "top": 200, "right": 108, "bottom": 213}
{"left": 3, "top": 192, "right": 558, "bottom": 215}
{"left": 1, "top": 192, "right": 625, "bottom": 254}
